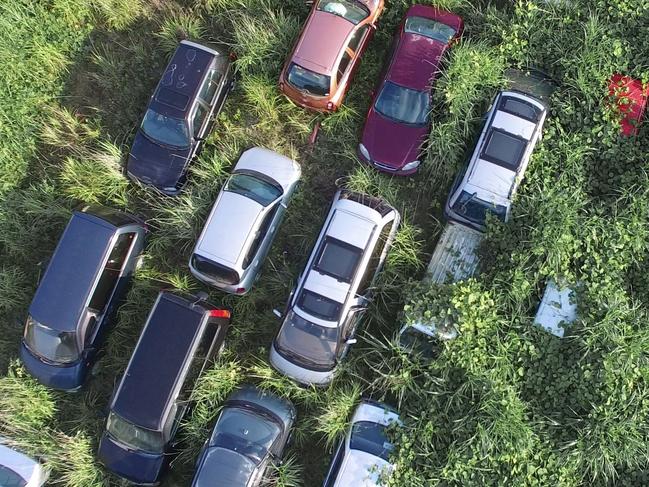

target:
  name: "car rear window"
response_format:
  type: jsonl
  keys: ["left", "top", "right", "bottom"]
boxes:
{"left": 191, "top": 254, "right": 240, "bottom": 285}
{"left": 0, "top": 464, "right": 28, "bottom": 487}
{"left": 499, "top": 96, "right": 541, "bottom": 123}
{"left": 315, "top": 237, "right": 363, "bottom": 283}
{"left": 405, "top": 16, "right": 457, "bottom": 43}
{"left": 350, "top": 421, "right": 394, "bottom": 461}
{"left": 317, "top": 0, "right": 369, "bottom": 25}
{"left": 225, "top": 172, "right": 282, "bottom": 207}
{"left": 298, "top": 290, "right": 342, "bottom": 321}
{"left": 480, "top": 129, "right": 527, "bottom": 170}
{"left": 287, "top": 63, "right": 330, "bottom": 97}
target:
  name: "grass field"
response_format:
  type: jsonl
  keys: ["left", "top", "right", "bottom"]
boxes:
{"left": 1, "top": 0, "right": 649, "bottom": 485}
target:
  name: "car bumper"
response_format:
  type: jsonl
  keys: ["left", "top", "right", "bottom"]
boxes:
{"left": 357, "top": 148, "right": 418, "bottom": 176}
{"left": 188, "top": 262, "right": 251, "bottom": 295}
{"left": 20, "top": 343, "right": 86, "bottom": 391}
{"left": 269, "top": 344, "right": 335, "bottom": 387}
{"left": 98, "top": 433, "right": 166, "bottom": 485}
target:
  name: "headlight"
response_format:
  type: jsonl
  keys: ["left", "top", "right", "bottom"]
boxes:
{"left": 401, "top": 160, "right": 421, "bottom": 172}
{"left": 358, "top": 143, "right": 370, "bottom": 160}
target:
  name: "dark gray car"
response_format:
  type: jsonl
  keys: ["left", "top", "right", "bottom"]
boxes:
{"left": 190, "top": 385, "right": 296, "bottom": 487}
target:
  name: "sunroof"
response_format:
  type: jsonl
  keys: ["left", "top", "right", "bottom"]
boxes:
{"left": 156, "top": 87, "right": 190, "bottom": 111}
{"left": 481, "top": 129, "right": 527, "bottom": 170}
{"left": 499, "top": 96, "right": 541, "bottom": 122}
{"left": 314, "top": 237, "right": 363, "bottom": 283}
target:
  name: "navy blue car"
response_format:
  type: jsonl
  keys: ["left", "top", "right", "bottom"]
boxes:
{"left": 126, "top": 40, "right": 234, "bottom": 195}
{"left": 190, "top": 385, "right": 296, "bottom": 487}
{"left": 98, "top": 291, "right": 232, "bottom": 485}
{"left": 20, "top": 206, "right": 146, "bottom": 391}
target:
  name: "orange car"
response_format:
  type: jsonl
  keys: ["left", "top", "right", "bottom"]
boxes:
{"left": 279, "top": 0, "right": 384, "bottom": 112}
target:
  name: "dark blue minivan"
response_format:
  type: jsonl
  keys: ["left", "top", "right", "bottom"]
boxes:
{"left": 126, "top": 40, "right": 234, "bottom": 194}
{"left": 20, "top": 206, "right": 146, "bottom": 391}
{"left": 98, "top": 291, "right": 232, "bottom": 485}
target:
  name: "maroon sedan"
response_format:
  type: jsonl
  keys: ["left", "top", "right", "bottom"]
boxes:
{"left": 358, "top": 5, "right": 463, "bottom": 175}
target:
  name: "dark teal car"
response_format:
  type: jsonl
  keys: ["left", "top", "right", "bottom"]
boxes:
{"left": 20, "top": 206, "right": 146, "bottom": 391}
{"left": 190, "top": 385, "right": 296, "bottom": 487}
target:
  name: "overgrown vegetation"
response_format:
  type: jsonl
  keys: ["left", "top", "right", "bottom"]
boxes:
{"left": 1, "top": 0, "right": 648, "bottom": 485}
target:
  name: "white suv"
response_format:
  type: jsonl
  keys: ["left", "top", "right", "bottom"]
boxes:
{"left": 322, "top": 400, "right": 400, "bottom": 487}
{"left": 445, "top": 89, "right": 548, "bottom": 231}
{"left": 270, "top": 190, "right": 400, "bottom": 386}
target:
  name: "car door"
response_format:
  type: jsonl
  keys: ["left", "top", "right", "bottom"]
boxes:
{"left": 323, "top": 439, "right": 346, "bottom": 487}
{"left": 242, "top": 201, "right": 282, "bottom": 274}
{"left": 84, "top": 231, "right": 138, "bottom": 350}
{"left": 190, "top": 101, "right": 210, "bottom": 152}
{"left": 334, "top": 25, "right": 371, "bottom": 96}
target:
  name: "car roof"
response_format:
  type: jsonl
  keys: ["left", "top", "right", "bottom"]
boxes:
{"left": 29, "top": 211, "right": 116, "bottom": 332}
{"left": 463, "top": 91, "right": 545, "bottom": 201}
{"left": 0, "top": 442, "right": 40, "bottom": 483}
{"left": 292, "top": 10, "right": 355, "bottom": 75}
{"left": 387, "top": 7, "right": 462, "bottom": 91}
{"left": 195, "top": 190, "right": 264, "bottom": 267}
{"left": 112, "top": 292, "right": 209, "bottom": 430}
{"left": 297, "top": 197, "right": 382, "bottom": 324}
{"left": 534, "top": 280, "right": 578, "bottom": 338}
{"left": 150, "top": 41, "right": 216, "bottom": 119}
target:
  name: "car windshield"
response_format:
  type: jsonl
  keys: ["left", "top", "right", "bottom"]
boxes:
{"left": 298, "top": 290, "right": 342, "bottom": 321}
{"left": 24, "top": 316, "right": 80, "bottom": 364}
{"left": 287, "top": 63, "right": 331, "bottom": 97}
{"left": 398, "top": 326, "right": 441, "bottom": 360}
{"left": 451, "top": 191, "right": 507, "bottom": 226}
{"left": 317, "top": 0, "right": 369, "bottom": 25}
{"left": 191, "top": 255, "right": 240, "bottom": 285}
{"left": 225, "top": 172, "right": 282, "bottom": 207}
{"left": 374, "top": 81, "right": 430, "bottom": 126}
{"left": 276, "top": 311, "right": 338, "bottom": 370}
{"left": 0, "top": 464, "right": 27, "bottom": 487}
{"left": 350, "top": 421, "right": 394, "bottom": 461}
{"left": 140, "top": 108, "right": 190, "bottom": 148}
{"left": 405, "top": 16, "right": 457, "bottom": 43}
{"left": 107, "top": 411, "right": 165, "bottom": 453}
{"left": 213, "top": 407, "right": 280, "bottom": 462}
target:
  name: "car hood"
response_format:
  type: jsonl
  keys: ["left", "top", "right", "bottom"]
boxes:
{"left": 98, "top": 434, "right": 165, "bottom": 485}
{"left": 192, "top": 448, "right": 255, "bottom": 487}
{"left": 361, "top": 106, "right": 426, "bottom": 169}
{"left": 127, "top": 131, "right": 191, "bottom": 189}
{"left": 0, "top": 442, "right": 46, "bottom": 485}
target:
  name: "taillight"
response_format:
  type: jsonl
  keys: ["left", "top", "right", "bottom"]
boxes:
{"left": 326, "top": 101, "right": 334, "bottom": 111}
{"left": 209, "top": 309, "right": 231, "bottom": 319}
{"left": 235, "top": 287, "right": 246, "bottom": 294}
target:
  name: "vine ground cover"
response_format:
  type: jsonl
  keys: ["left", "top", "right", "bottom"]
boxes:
{"left": 0, "top": 0, "right": 648, "bottom": 485}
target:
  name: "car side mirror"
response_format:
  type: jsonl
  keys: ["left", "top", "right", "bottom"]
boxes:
{"left": 346, "top": 338, "right": 357, "bottom": 345}
{"left": 273, "top": 309, "right": 283, "bottom": 319}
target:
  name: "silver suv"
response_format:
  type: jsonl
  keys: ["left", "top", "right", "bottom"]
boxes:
{"left": 189, "top": 147, "right": 301, "bottom": 295}
{"left": 270, "top": 190, "right": 400, "bottom": 386}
